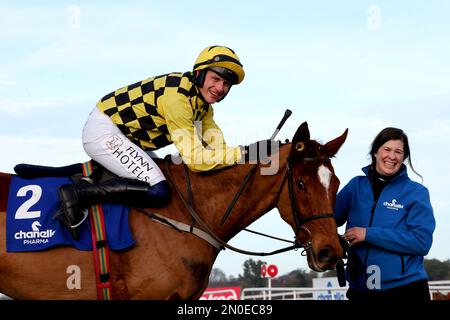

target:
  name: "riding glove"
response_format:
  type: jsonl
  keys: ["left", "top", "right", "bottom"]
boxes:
{"left": 240, "top": 139, "right": 281, "bottom": 163}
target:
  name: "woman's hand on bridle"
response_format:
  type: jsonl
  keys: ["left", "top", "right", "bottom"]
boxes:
{"left": 344, "top": 227, "right": 366, "bottom": 246}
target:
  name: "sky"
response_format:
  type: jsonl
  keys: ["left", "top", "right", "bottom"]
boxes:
{"left": 1, "top": 0, "right": 450, "bottom": 278}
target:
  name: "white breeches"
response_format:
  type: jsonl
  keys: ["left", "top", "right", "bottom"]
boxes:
{"left": 82, "top": 107, "right": 166, "bottom": 186}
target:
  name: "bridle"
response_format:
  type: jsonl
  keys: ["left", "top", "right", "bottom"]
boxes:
{"left": 275, "top": 155, "right": 336, "bottom": 250}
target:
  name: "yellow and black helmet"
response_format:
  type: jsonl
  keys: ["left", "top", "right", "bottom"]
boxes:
{"left": 193, "top": 46, "right": 245, "bottom": 87}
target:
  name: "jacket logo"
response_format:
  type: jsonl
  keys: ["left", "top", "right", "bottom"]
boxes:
{"left": 105, "top": 135, "right": 124, "bottom": 150}
{"left": 383, "top": 199, "right": 404, "bottom": 210}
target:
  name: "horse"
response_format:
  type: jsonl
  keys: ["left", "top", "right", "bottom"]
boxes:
{"left": 0, "top": 122, "right": 347, "bottom": 299}
{"left": 432, "top": 291, "right": 450, "bottom": 300}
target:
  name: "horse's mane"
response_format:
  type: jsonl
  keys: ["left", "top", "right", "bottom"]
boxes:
{"left": 159, "top": 142, "right": 294, "bottom": 177}
{"left": 157, "top": 138, "right": 336, "bottom": 179}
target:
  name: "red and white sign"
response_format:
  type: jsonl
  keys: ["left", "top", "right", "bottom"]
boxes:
{"left": 267, "top": 264, "right": 278, "bottom": 278}
{"left": 261, "top": 264, "right": 278, "bottom": 278}
{"left": 200, "top": 286, "right": 241, "bottom": 300}
{"left": 260, "top": 264, "right": 267, "bottom": 277}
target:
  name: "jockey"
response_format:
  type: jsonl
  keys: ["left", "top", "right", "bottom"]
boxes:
{"left": 59, "top": 45, "right": 279, "bottom": 235}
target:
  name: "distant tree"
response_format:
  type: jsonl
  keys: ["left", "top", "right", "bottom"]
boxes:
{"left": 238, "top": 259, "right": 267, "bottom": 288}
{"left": 227, "top": 275, "right": 241, "bottom": 287}
{"left": 273, "top": 269, "right": 313, "bottom": 287}
{"left": 321, "top": 269, "right": 337, "bottom": 278}
{"left": 209, "top": 268, "right": 227, "bottom": 285}
{"left": 424, "top": 258, "right": 450, "bottom": 281}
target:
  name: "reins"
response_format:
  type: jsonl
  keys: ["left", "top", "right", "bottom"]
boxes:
{"left": 219, "top": 164, "right": 258, "bottom": 225}
{"left": 162, "top": 160, "right": 300, "bottom": 256}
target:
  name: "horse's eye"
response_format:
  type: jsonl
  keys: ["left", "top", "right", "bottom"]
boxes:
{"left": 297, "top": 178, "right": 306, "bottom": 190}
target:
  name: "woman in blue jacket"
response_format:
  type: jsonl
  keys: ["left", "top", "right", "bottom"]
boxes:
{"left": 335, "top": 127, "right": 435, "bottom": 301}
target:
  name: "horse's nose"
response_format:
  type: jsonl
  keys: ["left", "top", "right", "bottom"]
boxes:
{"left": 317, "top": 247, "right": 337, "bottom": 264}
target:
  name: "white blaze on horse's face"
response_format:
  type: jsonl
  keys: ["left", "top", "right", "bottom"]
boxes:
{"left": 317, "top": 165, "right": 332, "bottom": 197}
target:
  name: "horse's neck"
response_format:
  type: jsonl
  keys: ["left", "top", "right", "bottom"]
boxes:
{"left": 185, "top": 146, "right": 289, "bottom": 241}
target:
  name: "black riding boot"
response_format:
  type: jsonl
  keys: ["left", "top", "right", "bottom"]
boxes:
{"left": 58, "top": 177, "right": 151, "bottom": 231}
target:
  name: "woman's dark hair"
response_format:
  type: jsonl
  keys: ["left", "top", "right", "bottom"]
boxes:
{"left": 369, "top": 127, "right": 423, "bottom": 181}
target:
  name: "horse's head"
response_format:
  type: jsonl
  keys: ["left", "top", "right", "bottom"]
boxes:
{"left": 277, "top": 122, "right": 348, "bottom": 272}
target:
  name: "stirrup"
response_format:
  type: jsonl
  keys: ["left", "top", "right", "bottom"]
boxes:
{"left": 70, "top": 209, "right": 89, "bottom": 229}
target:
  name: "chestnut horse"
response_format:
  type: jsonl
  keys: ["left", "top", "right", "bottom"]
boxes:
{"left": 0, "top": 122, "right": 347, "bottom": 299}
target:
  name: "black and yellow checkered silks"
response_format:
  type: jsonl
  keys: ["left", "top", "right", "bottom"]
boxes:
{"left": 97, "top": 72, "right": 209, "bottom": 150}
{"left": 96, "top": 72, "right": 241, "bottom": 172}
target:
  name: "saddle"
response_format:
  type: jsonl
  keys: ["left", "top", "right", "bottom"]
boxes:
{"left": 14, "top": 155, "right": 169, "bottom": 182}
{"left": 14, "top": 161, "right": 116, "bottom": 183}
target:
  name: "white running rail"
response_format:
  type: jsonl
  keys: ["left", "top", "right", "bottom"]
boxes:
{"left": 241, "top": 280, "right": 450, "bottom": 300}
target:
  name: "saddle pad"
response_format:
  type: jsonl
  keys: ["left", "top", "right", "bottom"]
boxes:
{"left": 6, "top": 176, "right": 135, "bottom": 252}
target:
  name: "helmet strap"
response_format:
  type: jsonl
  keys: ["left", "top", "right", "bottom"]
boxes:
{"left": 194, "top": 70, "right": 207, "bottom": 88}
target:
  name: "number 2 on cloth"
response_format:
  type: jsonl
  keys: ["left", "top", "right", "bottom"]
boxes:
{"left": 15, "top": 185, "right": 42, "bottom": 219}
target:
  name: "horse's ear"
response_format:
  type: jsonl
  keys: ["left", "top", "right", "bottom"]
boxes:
{"left": 324, "top": 128, "right": 348, "bottom": 157}
{"left": 292, "top": 122, "right": 310, "bottom": 143}
{"left": 290, "top": 122, "right": 310, "bottom": 155}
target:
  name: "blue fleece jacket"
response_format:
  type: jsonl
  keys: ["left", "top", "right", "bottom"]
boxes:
{"left": 334, "top": 165, "right": 435, "bottom": 291}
